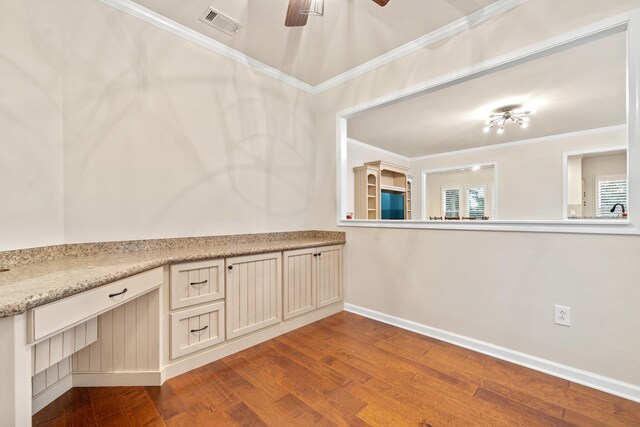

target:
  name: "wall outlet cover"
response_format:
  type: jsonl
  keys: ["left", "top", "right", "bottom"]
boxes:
{"left": 555, "top": 305, "right": 571, "bottom": 326}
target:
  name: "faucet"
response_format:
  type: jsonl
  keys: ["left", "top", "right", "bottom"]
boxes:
{"left": 610, "top": 203, "right": 626, "bottom": 216}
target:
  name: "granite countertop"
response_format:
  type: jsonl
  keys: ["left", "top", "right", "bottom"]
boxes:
{"left": 0, "top": 231, "right": 345, "bottom": 318}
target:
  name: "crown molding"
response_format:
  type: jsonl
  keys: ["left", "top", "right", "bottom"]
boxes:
{"left": 98, "top": 0, "right": 527, "bottom": 95}
{"left": 312, "top": 0, "right": 528, "bottom": 94}
{"left": 97, "top": 0, "right": 316, "bottom": 93}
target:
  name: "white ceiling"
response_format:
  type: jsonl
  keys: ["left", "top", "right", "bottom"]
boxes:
{"left": 131, "top": 0, "right": 496, "bottom": 86}
{"left": 348, "top": 31, "right": 627, "bottom": 158}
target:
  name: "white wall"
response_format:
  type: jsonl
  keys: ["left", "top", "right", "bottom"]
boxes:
{"left": 0, "top": 1, "right": 64, "bottom": 250}
{"left": 410, "top": 129, "right": 626, "bottom": 220}
{"left": 61, "top": 0, "right": 321, "bottom": 243}
{"left": 3, "top": 0, "right": 640, "bottom": 390}
{"left": 312, "top": 0, "right": 640, "bottom": 386}
{"left": 1, "top": 0, "right": 321, "bottom": 247}
{"left": 424, "top": 168, "right": 495, "bottom": 218}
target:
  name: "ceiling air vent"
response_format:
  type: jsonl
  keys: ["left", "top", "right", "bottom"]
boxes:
{"left": 199, "top": 7, "right": 242, "bottom": 35}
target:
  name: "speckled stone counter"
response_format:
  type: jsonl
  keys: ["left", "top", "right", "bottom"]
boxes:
{"left": 0, "top": 231, "right": 345, "bottom": 318}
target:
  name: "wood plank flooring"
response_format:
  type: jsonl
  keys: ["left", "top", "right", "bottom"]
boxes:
{"left": 33, "top": 312, "right": 640, "bottom": 426}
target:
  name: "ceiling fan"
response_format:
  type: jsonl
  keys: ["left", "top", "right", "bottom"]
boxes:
{"left": 285, "top": 0, "right": 390, "bottom": 27}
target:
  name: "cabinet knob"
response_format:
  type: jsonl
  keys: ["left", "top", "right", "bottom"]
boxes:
{"left": 228, "top": 265, "right": 233, "bottom": 270}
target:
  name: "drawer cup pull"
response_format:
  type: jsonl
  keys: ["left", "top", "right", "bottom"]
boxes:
{"left": 108, "top": 288, "right": 128, "bottom": 298}
{"left": 190, "top": 280, "right": 208, "bottom": 286}
{"left": 190, "top": 325, "right": 209, "bottom": 333}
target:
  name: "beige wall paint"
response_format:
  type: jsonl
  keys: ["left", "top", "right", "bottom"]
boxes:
{"left": 410, "top": 129, "right": 626, "bottom": 220}
{"left": 312, "top": 0, "right": 640, "bottom": 385}
{"left": 424, "top": 168, "right": 495, "bottom": 218}
{"left": 61, "top": 0, "right": 321, "bottom": 243}
{"left": 1, "top": 0, "right": 321, "bottom": 246}
{"left": 2, "top": 0, "right": 640, "bottom": 388}
{"left": 0, "top": 1, "right": 65, "bottom": 250}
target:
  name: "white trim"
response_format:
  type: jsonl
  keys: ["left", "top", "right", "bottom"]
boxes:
{"left": 344, "top": 303, "right": 640, "bottom": 403}
{"left": 337, "top": 11, "right": 640, "bottom": 235}
{"left": 347, "top": 138, "right": 411, "bottom": 163}
{"left": 97, "top": 0, "right": 315, "bottom": 93}
{"left": 97, "top": 0, "right": 526, "bottom": 94}
{"left": 312, "top": 0, "right": 528, "bottom": 93}
{"left": 31, "top": 374, "right": 72, "bottom": 415}
{"left": 72, "top": 371, "right": 163, "bottom": 387}
{"left": 411, "top": 124, "right": 627, "bottom": 162}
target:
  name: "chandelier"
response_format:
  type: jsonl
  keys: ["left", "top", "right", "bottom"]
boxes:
{"left": 483, "top": 104, "right": 530, "bottom": 134}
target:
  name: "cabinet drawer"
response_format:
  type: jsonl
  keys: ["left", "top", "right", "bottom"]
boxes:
{"left": 28, "top": 267, "right": 163, "bottom": 343}
{"left": 170, "top": 259, "right": 224, "bottom": 310}
{"left": 170, "top": 302, "right": 225, "bottom": 359}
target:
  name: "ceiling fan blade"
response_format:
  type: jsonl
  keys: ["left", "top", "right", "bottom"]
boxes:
{"left": 372, "top": 0, "right": 390, "bottom": 6}
{"left": 285, "top": 0, "right": 310, "bottom": 27}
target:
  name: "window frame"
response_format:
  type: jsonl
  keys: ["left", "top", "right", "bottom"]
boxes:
{"left": 336, "top": 12, "right": 640, "bottom": 235}
{"left": 441, "top": 186, "right": 462, "bottom": 218}
{"left": 595, "top": 174, "right": 628, "bottom": 218}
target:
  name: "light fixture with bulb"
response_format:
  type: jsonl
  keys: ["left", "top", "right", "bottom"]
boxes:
{"left": 482, "top": 104, "right": 531, "bottom": 134}
{"left": 301, "top": 0, "right": 324, "bottom": 16}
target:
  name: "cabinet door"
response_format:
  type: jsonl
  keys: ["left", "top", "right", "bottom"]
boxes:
{"left": 170, "top": 302, "right": 225, "bottom": 359}
{"left": 226, "top": 252, "right": 282, "bottom": 340}
{"left": 283, "top": 248, "right": 316, "bottom": 320}
{"left": 316, "top": 245, "right": 343, "bottom": 308}
{"left": 170, "top": 259, "right": 224, "bottom": 310}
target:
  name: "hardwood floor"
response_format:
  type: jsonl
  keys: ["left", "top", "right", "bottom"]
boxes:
{"left": 33, "top": 311, "right": 640, "bottom": 426}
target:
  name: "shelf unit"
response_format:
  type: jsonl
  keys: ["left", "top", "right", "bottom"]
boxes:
{"left": 354, "top": 161, "right": 410, "bottom": 220}
{"left": 354, "top": 165, "right": 380, "bottom": 220}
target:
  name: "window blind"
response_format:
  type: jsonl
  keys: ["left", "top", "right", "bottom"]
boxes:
{"left": 443, "top": 189, "right": 460, "bottom": 218}
{"left": 466, "top": 187, "right": 486, "bottom": 218}
{"left": 597, "top": 177, "right": 627, "bottom": 217}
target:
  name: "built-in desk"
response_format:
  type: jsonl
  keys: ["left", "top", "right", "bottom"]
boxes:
{"left": 0, "top": 231, "right": 345, "bottom": 426}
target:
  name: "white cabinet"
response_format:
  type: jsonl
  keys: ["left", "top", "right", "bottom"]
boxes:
{"left": 283, "top": 248, "right": 316, "bottom": 320}
{"left": 226, "top": 252, "right": 282, "bottom": 340}
{"left": 283, "top": 245, "right": 343, "bottom": 319}
{"left": 170, "top": 302, "right": 225, "bottom": 359}
{"left": 170, "top": 259, "right": 224, "bottom": 310}
{"left": 316, "top": 245, "right": 343, "bottom": 308}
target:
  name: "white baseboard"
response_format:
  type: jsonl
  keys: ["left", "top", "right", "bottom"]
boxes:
{"left": 163, "top": 302, "right": 344, "bottom": 381}
{"left": 32, "top": 374, "right": 73, "bottom": 415}
{"left": 72, "top": 371, "right": 163, "bottom": 387}
{"left": 344, "top": 303, "right": 640, "bottom": 403}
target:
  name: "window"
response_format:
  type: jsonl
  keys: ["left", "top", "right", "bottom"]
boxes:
{"left": 442, "top": 188, "right": 460, "bottom": 218}
{"left": 596, "top": 175, "right": 627, "bottom": 217}
{"left": 466, "top": 187, "right": 486, "bottom": 218}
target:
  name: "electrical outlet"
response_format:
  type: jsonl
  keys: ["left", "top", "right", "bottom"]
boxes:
{"left": 554, "top": 305, "right": 571, "bottom": 326}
